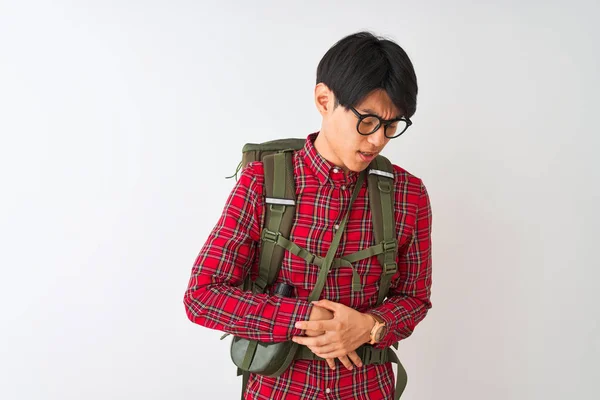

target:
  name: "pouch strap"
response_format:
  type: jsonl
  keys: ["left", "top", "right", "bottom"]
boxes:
{"left": 239, "top": 369, "right": 250, "bottom": 400}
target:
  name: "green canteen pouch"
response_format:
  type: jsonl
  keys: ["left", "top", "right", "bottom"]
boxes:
{"left": 230, "top": 337, "right": 299, "bottom": 377}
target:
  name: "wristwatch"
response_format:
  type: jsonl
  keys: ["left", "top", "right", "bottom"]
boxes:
{"left": 367, "top": 313, "right": 386, "bottom": 345}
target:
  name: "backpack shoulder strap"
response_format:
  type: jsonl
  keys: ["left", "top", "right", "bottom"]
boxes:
{"left": 252, "top": 150, "right": 297, "bottom": 294}
{"left": 367, "top": 155, "right": 397, "bottom": 305}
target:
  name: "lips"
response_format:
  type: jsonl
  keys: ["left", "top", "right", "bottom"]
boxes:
{"left": 358, "top": 151, "right": 378, "bottom": 162}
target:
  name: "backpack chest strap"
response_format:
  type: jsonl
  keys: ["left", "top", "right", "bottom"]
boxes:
{"left": 261, "top": 228, "right": 397, "bottom": 293}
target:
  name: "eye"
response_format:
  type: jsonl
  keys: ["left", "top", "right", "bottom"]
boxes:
{"left": 361, "top": 116, "right": 378, "bottom": 126}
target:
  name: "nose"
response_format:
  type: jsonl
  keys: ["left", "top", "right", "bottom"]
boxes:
{"left": 367, "top": 125, "right": 386, "bottom": 148}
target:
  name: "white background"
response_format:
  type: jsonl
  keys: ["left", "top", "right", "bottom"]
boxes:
{"left": 1, "top": 0, "right": 599, "bottom": 399}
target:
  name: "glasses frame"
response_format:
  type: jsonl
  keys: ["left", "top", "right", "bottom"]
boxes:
{"left": 349, "top": 106, "right": 412, "bottom": 139}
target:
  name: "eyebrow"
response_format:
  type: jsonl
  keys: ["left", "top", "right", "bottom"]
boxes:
{"left": 360, "top": 108, "right": 404, "bottom": 120}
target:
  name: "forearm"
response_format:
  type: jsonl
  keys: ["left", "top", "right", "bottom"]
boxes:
{"left": 183, "top": 163, "right": 312, "bottom": 341}
{"left": 184, "top": 280, "right": 312, "bottom": 342}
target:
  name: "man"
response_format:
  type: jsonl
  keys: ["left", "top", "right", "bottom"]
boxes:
{"left": 184, "top": 31, "right": 432, "bottom": 399}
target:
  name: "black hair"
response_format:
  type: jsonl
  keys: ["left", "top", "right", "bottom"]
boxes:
{"left": 316, "top": 31, "right": 418, "bottom": 118}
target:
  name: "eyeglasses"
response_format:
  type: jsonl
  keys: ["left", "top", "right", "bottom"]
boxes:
{"left": 349, "top": 106, "right": 412, "bottom": 139}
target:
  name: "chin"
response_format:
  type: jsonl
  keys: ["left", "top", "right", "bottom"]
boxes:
{"left": 347, "top": 162, "right": 369, "bottom": 173}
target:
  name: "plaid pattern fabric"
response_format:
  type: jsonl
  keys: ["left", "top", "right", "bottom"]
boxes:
{"left": 184, "top": 133, "right": 433, "bottom": 399}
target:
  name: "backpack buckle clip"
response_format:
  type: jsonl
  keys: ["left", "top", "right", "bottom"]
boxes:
{"left": 362, "top": 346, "right": 373, "bottom": 365}
{"left": 262, "top": 229, "right": 280, "bottom": 243}
{"left": 252, "top": 277, "right": 268, "bottom": 294}
{"left": 383, "top": 240, "right": 397, "bottom": 252}
{"left": 362, "top": 346, "right": 385, "bottom": 365}
{"left": 383, "top": 262, "right": 397, "bottom": 276}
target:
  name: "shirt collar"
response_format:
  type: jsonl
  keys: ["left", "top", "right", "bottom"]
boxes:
{"left": 302, "top": 132, "right": 360, "bottom": 186}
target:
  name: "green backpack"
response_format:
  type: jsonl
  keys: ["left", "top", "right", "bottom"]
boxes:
{"left": 224, "top": 138, "right": 408, "bottom": 400}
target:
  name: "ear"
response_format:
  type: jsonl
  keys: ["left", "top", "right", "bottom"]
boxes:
{"left": 314, "top": 83, "right": 334, "bottom": 116}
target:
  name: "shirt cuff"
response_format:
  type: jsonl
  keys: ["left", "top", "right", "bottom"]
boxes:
{"left": 272, "top": 298, "right": 313, "bottom": 340}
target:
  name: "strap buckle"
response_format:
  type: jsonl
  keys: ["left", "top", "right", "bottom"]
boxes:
{"left": 383, "top": 262, "right": 397, "bottom": 276}
{"left": 383, "top": 240, "right": 397, "bottom": 253}
{"left": 362, "top": 346, "right": 386, "bottom": 365}
{"left": 252, "top": 276, "right": 268, "bottom": 294}
{"left": 261, "top": 229, "right": 280, "bottom": 243}
{"left": 362, "top": 346, "right": 373, "bottom": 365}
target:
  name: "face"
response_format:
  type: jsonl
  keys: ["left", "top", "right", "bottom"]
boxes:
{"left": 314, "top": 85, "right": 402, "bottom": 174}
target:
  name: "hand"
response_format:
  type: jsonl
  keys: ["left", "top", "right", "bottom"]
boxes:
{"left": 304, "top": 305, "right": 333, "bottom": 337}
{"left": 327, "top": 350, "right": 363, "bottom": 371}
{"left": 304, "top": 305, "right": 352, "bottom": 369}
{"left": 302, "top": 304, "right": 365, "bottom": 371}
{"left": 293, "top": 299, "right": 375, "bottom": 361}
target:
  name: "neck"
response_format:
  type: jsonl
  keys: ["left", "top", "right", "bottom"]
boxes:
{"left": 313, "top": 131, "right": 348, "bottom": 175}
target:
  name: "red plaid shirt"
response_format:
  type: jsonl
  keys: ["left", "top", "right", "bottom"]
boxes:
{"left": 184, "top": 133, "right": 433, "bottom": 399}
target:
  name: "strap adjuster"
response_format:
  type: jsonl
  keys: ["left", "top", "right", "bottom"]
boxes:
{"left": 252, "top": 277, "right": 268, "bottom": 294}
{"left": 383, "top": 240, "right": 397, "bottom": 252}
{"left": 261, "top": 229, "right": 280, "bottom": 243}
{"left": 383, "top": 262, "right": 397, "bottom": 275}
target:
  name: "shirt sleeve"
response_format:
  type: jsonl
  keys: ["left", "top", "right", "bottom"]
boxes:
{"left": 183, "top": 163, "right": 312, "bottom": 342}
{"left": 368, "top": 179, "right": 433, "bottom": 348}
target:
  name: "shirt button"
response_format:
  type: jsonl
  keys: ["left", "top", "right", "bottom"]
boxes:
{"left": 333, "top": 168, "right": 340, "bottom": 173}
{"left": 334, "top": 224, "right": 340, "bottom": 230}
{"left": 341, "top": 185, "right": 346, "bottom": 190}
{"left": 325, "top": 388, "right": 331, "bottom": 394}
